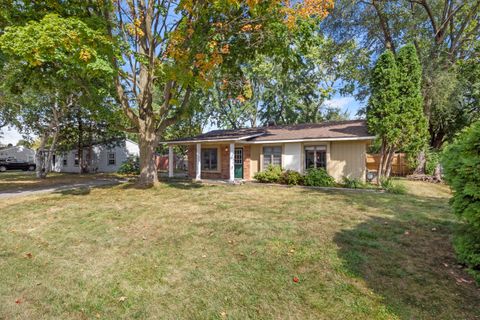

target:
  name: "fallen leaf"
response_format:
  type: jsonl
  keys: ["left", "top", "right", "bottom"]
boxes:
{"left": 118, "top": 296, "right": 127, "bottom": 302}
{"left": 404, "top": 231, "right": 410, "bottom": 235}
{"left": 24, "top": 252, "right": 33, "bottom": 259}
{"left": 293, "top": 276, "right": 299, "bottom": 283}
{"left": 202, "top": 254, "right": 207, "bottom": 258}
{"left": 220, "top": 311, "right": 227, "bottom": 318}
{"left": 15, "top": 298, "right": 21, "bottom": 304}
{"left": 431, "top": 227, "right": 437, "bottom": 231}
{"left": 442, "top": 263, "right": 449, "bottom": 267}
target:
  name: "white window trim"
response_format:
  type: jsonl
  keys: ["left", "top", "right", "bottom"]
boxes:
{"left": 304, "top": 144, "right": 328, "bottom": 171}
{"left": 107, "top": 152, "right": 116, "bottom": 166}
{"left": 260, "top": 145, "right": 282, "bottom": 171}
{"left": 200, "top": 147, "right": 221, "bottom": 173}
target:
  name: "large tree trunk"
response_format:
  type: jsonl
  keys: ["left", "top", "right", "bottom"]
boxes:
{"left": 35, "top": 134, "right": 48, "bottom": 179}
{"left": 137, "top": 119, "right": 159, "bottom": 187}
{"left": 433, "top": 163, "right": 442, "bottom": 182}
{"left": 413, "top": 150, "right": 426, "bottom": 174}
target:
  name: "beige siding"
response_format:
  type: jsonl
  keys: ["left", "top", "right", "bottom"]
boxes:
{"left": 283, "top": 143, "right": 302, "bottom": 171}
{"left": 327, "top": 141, "right": 367, "bottom": 182}
{"left": 250, "top": 145, "right": 261, "bottom": 178}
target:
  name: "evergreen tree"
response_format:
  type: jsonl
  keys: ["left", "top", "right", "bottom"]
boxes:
{"left": 396, "top": 44, "right": 429, "bottom": 176}
{"left": 366, "top": 50, "right": 400, "bottom": 179}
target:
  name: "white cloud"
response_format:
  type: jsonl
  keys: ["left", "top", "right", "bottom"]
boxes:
{"left": 0, "top": 127, "right": 25, "bottom": 145}
{"left": 324, "top": 96, "right": 366, "bottom": 118}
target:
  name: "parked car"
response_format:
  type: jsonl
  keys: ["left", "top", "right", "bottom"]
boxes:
{"left": 0, "top": 160, "right": 36, "bottom": 172}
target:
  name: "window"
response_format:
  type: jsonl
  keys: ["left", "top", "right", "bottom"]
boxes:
{"left": 234, "top": 148, "right": 243, "bottom": 165}
{"left": 108, "top": 152, "right": 116, "bottom": 166}
{"left": 201, "top": 148, "right": 218, "bottom": 171}
{"left": 263, "top": 146, "right": 282, "bottom": 168}
{"left": 74, "top": 153, "right": 79, "bottom": 166}
{"left": 305, "top": 146, "right": 326, "bottom": 170}
{"left": 63, "top": 156, "right": 67, "bottom": 166}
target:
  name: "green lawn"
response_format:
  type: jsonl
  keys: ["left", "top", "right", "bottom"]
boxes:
{"left": 0, "top": 180, "right": 479, "bottom": 319}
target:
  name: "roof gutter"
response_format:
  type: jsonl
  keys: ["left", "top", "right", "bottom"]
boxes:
{"left": 161, "top": 133, "right": 265, "bottom": 145}
{"left": 162, "top": 135, "right": 376, "bottom": 145}
{"left": 242, "top": 136, "right": 376, "bottom": 144}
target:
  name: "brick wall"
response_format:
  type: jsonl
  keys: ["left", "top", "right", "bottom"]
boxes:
{"left": 243, "top": 145, "right": 251, "bottom": 180}
{"left": 187, "top": 144, "right": 230, "bottom": 180}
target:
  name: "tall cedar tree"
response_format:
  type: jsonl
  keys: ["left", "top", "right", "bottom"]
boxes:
{"left": 367, "top": 50, "right": 400, "bottom": 180}
{"left": 396, "top": 44, "right": 428, "bottom": 176}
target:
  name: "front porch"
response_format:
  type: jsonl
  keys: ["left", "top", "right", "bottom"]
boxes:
{"left": 166, "top": 143, "right": 251, "bottom": 183}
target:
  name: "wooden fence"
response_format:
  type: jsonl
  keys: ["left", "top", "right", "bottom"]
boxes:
{"left": 366, "top": 153, "right": 411, "bottom": 177}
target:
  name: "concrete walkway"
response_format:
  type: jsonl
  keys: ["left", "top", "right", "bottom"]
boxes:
{"left": 0, "top": 178, "right": 125, "bottom": 199}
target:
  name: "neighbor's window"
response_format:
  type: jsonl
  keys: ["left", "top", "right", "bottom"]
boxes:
{"left": 201, "top": 148, "right": 218, "bottom": 171}
{"left": 305, "top": 145, "right": 326, "bottom": 170}
{"left": 74, "top": 153, "right": 79, "bottom": 166}
{"left": 108, "top": 152, "right": 116, "bottom": 165}
{"left": 63, "top": 157, "right": 67, "bottom": 166}
{"left": 263, "top": 146, "right": 282, "bottom": 168}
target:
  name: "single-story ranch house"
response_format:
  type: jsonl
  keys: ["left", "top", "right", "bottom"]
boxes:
{"left": 164, "top": 120, "right": 375, "bottom": 182}
{"left": 51, "top": 139, "right": 139, "bottom": 173}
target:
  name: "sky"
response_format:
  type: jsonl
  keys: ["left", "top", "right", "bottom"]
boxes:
{"left": 0, "top": 126, "right": 26, "bottom": 146}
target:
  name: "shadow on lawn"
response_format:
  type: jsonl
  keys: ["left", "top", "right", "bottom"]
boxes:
{"left": 331, "top": 192, "right": 480, "bottom": 319}
{"left": 117, "top": 179, "right": 204, "bottom": 190}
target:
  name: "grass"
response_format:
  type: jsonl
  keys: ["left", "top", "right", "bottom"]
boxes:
{"left": 0, "top": 179, "right": 479, "bottom": 319}
{"left": 0, "top": 171, "right": 119, "bottom": 192}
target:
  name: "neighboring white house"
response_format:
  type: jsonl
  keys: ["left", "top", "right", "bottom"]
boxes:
{"left": 52, "top": 139, "right": 139, "bottom": 173}
{"left": 0, "top": 146, "right": 35, "bottom": 163}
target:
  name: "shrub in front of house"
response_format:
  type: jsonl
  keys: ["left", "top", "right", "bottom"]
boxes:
{"left": 118, "top": 156, "right": 140, "bottom": 174}
{"left": 342, "top": 176, "right": 366, "bottom": 189}
{"left": 303, "top": 168, "right": 335, "bottom": 187}
{"left": 279, "top": 170, "right": 304, "bottom": 186}
{"left": 253, "top": 165, "right": 283, "bottom": 183}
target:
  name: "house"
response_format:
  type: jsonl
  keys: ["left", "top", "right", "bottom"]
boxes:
{"left": 163, "top": 120, "right": 375, "bottom": 182}
{"left": 51, "top": 139, "right": 139, "bottom": 173}
{"left": 0, "top": 146, "right": 35, "bottom": 163}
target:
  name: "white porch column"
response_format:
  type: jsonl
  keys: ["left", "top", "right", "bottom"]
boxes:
{"left": 196, "top": 143, "right": 202, "bottom": 181}
{"left": 229, "top": 143, "right": 235, "bottom": 183}
{"left": 168, "top": 145, "right": 174, "bottom": 178}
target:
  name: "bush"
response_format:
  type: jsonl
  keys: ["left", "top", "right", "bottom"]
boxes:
{"left": 279, "top": 170, "right": 304, "bottom": 185}
{"left": 442, "top": 121, "right": 480, "bottom": 281}
{"left": 342, "top": 176, "right": 365, "bottom": 189}
{"left": 254, "top": 165, "right": 283, "bottom": 183}
{"left": 380, "top": 178, "right": 407, "bottom": 194}
{"left": 117, "top": 156, "right": 140, "bottom": 174}
{"left": 303, "top": 168, "right": 335, "bottom": 187}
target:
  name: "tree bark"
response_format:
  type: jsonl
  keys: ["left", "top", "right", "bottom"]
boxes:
{"left": 35, "top": 134, "right": 48, "bottom": 179}
{"left": 413, "top": 150, "right": 426, "bottom": 174}
{"left": 384, "top": 148, "right": 395, "bottom": 178}
{"left": 377, "top": 139, "right": 386, "bottom": 183}
{"left": 434, "top": 163, "right": 442, "bottom": 181}
{"left": 137, "top": 119, "right": 159, "bottom": 187}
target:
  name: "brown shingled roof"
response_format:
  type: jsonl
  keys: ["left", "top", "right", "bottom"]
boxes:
{"left": 165, "top": 120, "right": 374, "bottom": 143}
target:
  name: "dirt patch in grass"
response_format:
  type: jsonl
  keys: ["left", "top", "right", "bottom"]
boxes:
{"left": 0, "top": 182, "right": 478, "bottom": 319}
